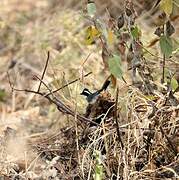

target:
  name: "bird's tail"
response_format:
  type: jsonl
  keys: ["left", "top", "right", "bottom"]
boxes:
{"left": 99, "top": 80, "right": 110, "bottom": 92}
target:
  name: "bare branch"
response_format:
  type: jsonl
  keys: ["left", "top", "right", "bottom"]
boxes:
{"left": 114, "top": 87, "right": 124, "bottom": 149}
{"left": 7, "top": 71, "right": 100, "bottom": 126}
{"left": 37, "top": 51, "right": 50, "bottom": 92}
{"left": 44, "top": 71, "right": 92, "bottom": 97}
{"left": 33, "top": 75, "right": 53, "bottom": 96}
{"left": 7, "top": 71, "right": 45, "bottom": 96}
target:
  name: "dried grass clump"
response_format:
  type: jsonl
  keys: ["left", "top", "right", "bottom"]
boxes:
{"left": 13, "top": 85, "right": 176, "bottom": 179}
{"left": 0, "top": 1, "right": 178, "bottom": 179}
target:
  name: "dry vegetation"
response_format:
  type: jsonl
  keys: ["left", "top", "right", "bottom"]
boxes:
{"left": 0, "top": 0, "right": 179, "bottom": 179}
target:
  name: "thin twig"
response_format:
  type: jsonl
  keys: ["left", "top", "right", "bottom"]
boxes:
{"left": 81, "top": 53, "right": 92, "bottom": 66}
{"left": 7, "top": 71, "right": 101, "bottom": 127}
{"left": 136, "top": 40, "right": 167, "bottom": 61}
{"left": 37, "top": 51, "right": 50, "bottom": 92}
{"left": 161, "top": 24, "right": 166, "bottom": 84}
{"left": 114, "top": 88, "right": 124, "bottom": 149}
{"left": 44, "top": 71, "right": 92, "bottom": 97}
{"left": 161, "top": 54, "right": 166, "bottom": 84}
{"left": 33, "top": 75, "right": 53, "bottom": 96}
{"left": 7, "top": 71, "right": 44, "bottom": 96}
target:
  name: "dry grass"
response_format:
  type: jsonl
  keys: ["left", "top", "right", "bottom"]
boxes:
{"left": 0, "top": 0, "right": 178, "bottom": 179}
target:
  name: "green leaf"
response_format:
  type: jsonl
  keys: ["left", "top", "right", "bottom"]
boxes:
{"left": 87, "top": 1, "right": 96, "bottom": 17}
{"left": 94, "top": 165, "right": 103, "bottom": 180}
{"left": 108, "top": 55, "right": 123, "bottom": 79}
{"left": 93, "top": 150, "right": 103, "bottom": 180}
{"left": 172, "top": 47, "right": 179, "bottom": 55}
{"left": 159, "top": 35, "right": 173, "bottom": 58}
{"left": 171, "top": 77, "right": 178, "bottom": 91}
{"left": 131, "top": 26, "right": 141, "bottom": 39}
{"left": 160, "top": 0, "right": 173, "bottom": 16}
{"left": 0, "top": 89, "right": 6, "bottom": 101}
{"left": 144, "top": 95, "right": 158, "bottom": 101}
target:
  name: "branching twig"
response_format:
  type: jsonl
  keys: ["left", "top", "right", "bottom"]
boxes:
{"left": 34, "top": 75, "right": 52, "bottom": 92}
{"left": 44, "top": 71, "right": 92, "bottom": 97}
{"left": 7, "top": 71, "right": 100, "bottom": 127}
{"left": 7, "top": 71, "right": 44, "bottom": 96}
{"left": 37, "top": 51, "right": 50, "bottom": 92}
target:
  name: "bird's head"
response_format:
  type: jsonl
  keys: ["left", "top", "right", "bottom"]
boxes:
{"left": 80, "top": 88, "right": 92, "bottom": 97}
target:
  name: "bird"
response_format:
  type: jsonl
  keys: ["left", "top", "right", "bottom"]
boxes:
{"left": 80, "top": 80, "right": 110, "bottom": 103}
